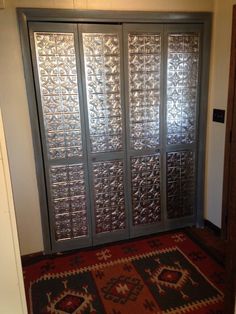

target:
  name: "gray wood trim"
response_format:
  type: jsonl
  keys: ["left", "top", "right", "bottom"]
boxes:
{"left": 28, "top": 23, "right": 59, "bottom": 253}
{"left": 162, "top": 24, "right": 168, "bottom": 227}
{"left": 196, "top": 17, "right": 212, "bottom": 227}
{"left": 164, "top": 215, "right": 195, "bottom": 230}
{"left": 77, "top": 24, "right": 96, "bottom": 247}
{"left": 71, "top": 24, "right": 93, "bottom": 249}
{"left": 17, "top": 14, "right": 52, "bottom": 253}
{"left": 165, "top": 143, "right": 196, "bottom": 152}
{"left": 17, "top": 8, "right": 212, "bottom": 24}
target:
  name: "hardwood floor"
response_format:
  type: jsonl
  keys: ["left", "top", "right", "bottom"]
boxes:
{"left": 186, "top": 225, "right": 226, "bottom": 265}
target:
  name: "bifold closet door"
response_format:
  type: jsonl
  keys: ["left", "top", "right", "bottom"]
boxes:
{"left": 29, "top": 23, "right": 92, "bottom": 251}
{"left": 123, "top": 24, "right": 165, "bottom": 237}
{"left": 124, "top": 24, "right": 202, "bottom": 235}
{"left": 79, "top": 24, "right": 129, "bottom": 245}
{"left": 28, "top": 21, "right": 203, "bottom": 252}
{"left": 30, "top": 23, "right": 128, "bottom": 250}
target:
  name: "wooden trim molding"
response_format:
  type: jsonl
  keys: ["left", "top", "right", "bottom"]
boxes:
{"left": 222, "top": 7, "right": 236, "bottom": 239}
{"left": 222, "top": 5, "right": 236, "bottom": 314}
{"left": 17, "top": 8, "right": 212, "bottom": 23}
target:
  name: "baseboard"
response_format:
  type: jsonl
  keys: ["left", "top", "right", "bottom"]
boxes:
{"left": 21, "top": 251, "right": 44, "bottom": 266}
{"left": 21, "top": 227, "right": 189, "bottom": 266}
{"left": 204, "top": 219, "right": 221, "bottom": 236}
{"left": 22, "top": 224, "right": 220, "bottom": 267}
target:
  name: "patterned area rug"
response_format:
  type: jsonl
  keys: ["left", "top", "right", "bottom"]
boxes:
{"left": 23, "top": 231, "right": 225, "bottom": 314}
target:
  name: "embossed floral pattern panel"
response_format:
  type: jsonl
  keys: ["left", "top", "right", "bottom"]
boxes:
{"left": 93, "top": 160, "right": 125, "bottom": 233}
{"left": 128, "top": 34, "right": 161, "bottom": 150}
{"left": 167, "top": 33, "right": 200, "bottom": 145}
{"left": 131, "top": 154, "right": 161, "bottom": 225}
{"left": 167, "top": 151, "right": 195, "bottom": 219}
{"left": 34, "top": 32, "right": 82, "bottom": 160}
{"left": 83, "top": 33, "right": 122, "bottom": 153}
{"left": 50, "top": 164, "right": 88, "bottom": 241}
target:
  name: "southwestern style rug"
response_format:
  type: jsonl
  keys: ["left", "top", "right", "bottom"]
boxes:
{"left": 23, "top": 231, "right": 225, "bottom": 314}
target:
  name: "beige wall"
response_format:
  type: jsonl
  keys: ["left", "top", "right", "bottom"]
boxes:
{"left": 0, "top": 109, "right": 27, "bottom": 313}
{"left": 0, "top": 0, "right": 232, "bottom": 254}
{"left": 206, "top": 0, "right": 236, "bottom": 227}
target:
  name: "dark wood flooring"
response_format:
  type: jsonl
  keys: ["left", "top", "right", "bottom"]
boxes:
{"left": 186, "top": 225, "right": 226, "bottom": 265}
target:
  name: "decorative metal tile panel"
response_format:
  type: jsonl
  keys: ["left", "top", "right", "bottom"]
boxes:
{"left": 167, "top": 151, "right": 195, "bottom": 219}
{"left": 92, "top": 160, "right": 126, "bottom": 233}
{"left": 50, "top": 164, "right": 88, "bottom": 241}
{"left": 83, "top": 33, "right": 123, "bottom": 153}
{"left": 128, "top": 34, "right": 161, "bottom": 150}
{"left": 167, "top": 33, "right": 200, "bottom": 145}
{"left": 131, "top": 154, "right": 161, "bottom": 225}
{"left": 34, "top": 32, "right": 83, "bottom": 160}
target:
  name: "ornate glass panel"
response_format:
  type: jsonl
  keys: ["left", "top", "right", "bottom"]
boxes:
{"left": 50, "top": 164, "right": 88, "bottom": 240}
{"left": 167, "top": 151, "right": 195, "bottom": 219}
{"left": 83, "top": 33, "right": 122, "bottom": 153}
{"left": 93, "top": 160, "right": 125, "bottom": 233}
{"left": 34, "top": 32, "right": 83, "bottom": 160}
{"left": 167, "top": 33, "right": 200, "bottom": 145}
{"left": 131, "top": 154, "right": 161, "bottom": 225}
{"left": 128, "top": 34, "right": 161, "bottom": 150}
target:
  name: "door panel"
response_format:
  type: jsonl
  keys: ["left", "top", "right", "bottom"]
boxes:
{"left": 50, "top": 164, "right": 88, "bottom": 240}
{"left": 165, "top": 25, "right": 202, "bottom": 223}
{"left": 166, "top": 32, "right": 200, "bottom": 145}
{"left": 131, "top": 154, "right": 161, "bottom": 226}
{"left": 34, "top": 31, "right": 83, "bottom": 160}
{"left": 29, "top": 23, "right": 92, "bottom": 251}
{"left": 166, "top": 150, "right": 195, "bottom": 219}
{"left": 123, "top": 24, "right": 165, "bottom": 237}
{"left": 128, "top": 32, "right": 161, "bottom": 150}
{"left": 79, "top": 24, "right": 128, "bottom": 245}
{"left": 82, "top": 31, "right": 123, "bottom": 153}
{"left": 92, "top": 160, "right": 126, "bottom": 233}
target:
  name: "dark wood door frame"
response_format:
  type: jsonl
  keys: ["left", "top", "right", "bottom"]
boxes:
{"left": 222, "top": 5, "right": 236, "bottom": 313}
{"left": 222, "top": 5, "right": 236, "bottom": 238}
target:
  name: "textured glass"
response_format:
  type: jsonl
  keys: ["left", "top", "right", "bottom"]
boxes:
{"left": 167, "top": 151, "right": 195, "bottom": 219}
{"left": 167, "top": 33, "right": 200, "bottom": 145}
{"left": 34, "top": 33, "right": 82, "bottom": 159}
{"left": 50, "top": 164, "right": 88, "bottom": 241}
{"left": 128, "top": 34, "right": 161, "bottom": 150}
{"left": 83, "top": 33, "right": 122, "bottom": 153}
{"left": 131, "top": 154, "right": 161, "bottom": 225}
{"left": 93, "top": 160, "right": 125, "bottom": 233}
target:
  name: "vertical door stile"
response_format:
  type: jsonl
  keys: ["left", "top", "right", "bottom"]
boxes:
{"left": 121, "top": 24, "right": 130, "bottom": 239}
{"left": 195, "top": 24, "right": 205, "bottom": 227}
{"left": 122, "top": 24, "right": 132, "bottom": 239}
{"left": 161, "top": 24, "right": 168, "bottom": 230}
{"left": 74, "top": 24, "right": 94, "bottom": 246}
